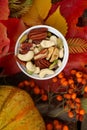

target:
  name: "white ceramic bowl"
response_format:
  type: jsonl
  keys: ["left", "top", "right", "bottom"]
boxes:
{"left": 15, "top": 25, "right": 69, "bottom": 80}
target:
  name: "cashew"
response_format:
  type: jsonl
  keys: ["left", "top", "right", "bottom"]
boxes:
{"left": 57, "top": 38, "right": 63, "bottom": 48}
{"left": 57, "top": 59, "right": 62, "bottom": 67}
{"left": 50, "top": 47, "right": 59, "bottom": 62}
{"left": 26, "top": 61, "right": 36, "bottom": 74}
{"left": 58, "top": 47, "right": 64, "bottom": 58}
{"left": 46, "top": 47, "right": 54, "bottom": 60}
{"left": 34, "top": 67, "right": 40, "bottom": 74}
{"left": 40, "top": 40, "right": 55, "bottom": 48}
{"left": 39, "top": 68, "right": 54, "bottom": 78}
{"left": 50, "top": 35, "right": 58, "bottom": 45}
{"left": 34, "top": 47, "right": 40, "bottom": 54}
{"left": 17, "top": 50, "right": 34, "bottom": 61}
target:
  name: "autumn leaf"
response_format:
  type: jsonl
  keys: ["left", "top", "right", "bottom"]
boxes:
{"left": 9, "top": 0, "right": 32, "bottom": 17}
{"left": 0, "top": 18, "right": 26, "bottom": 75}
{"left": 22, "top": 0, "right": 52, "bottom": 26}
{"left": 1, "top": 18, "right": 27, "bottom": 52}
{"left": 64, "top": 0, "right": 87, "bottom": 40}
{"left": 0, "top": 23, "right": 10, "bottom": 58}
{"left": 45, "top": 6, "right": 68, "bottom": 36}
{"left": 64, "top": 52, "right": 87, "bottom": 75}
{"left": 0, "top": 0, "right": 10, "bottom": 20}
{"left": 67, "top": 38, "right": 87, "bottom": 54}
{"left": 48, "top": 0, "right": 87, "bottom": 40}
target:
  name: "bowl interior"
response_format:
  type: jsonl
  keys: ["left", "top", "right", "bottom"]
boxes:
{"left": 15, "top": 25, "right": 69, "bottom": 80}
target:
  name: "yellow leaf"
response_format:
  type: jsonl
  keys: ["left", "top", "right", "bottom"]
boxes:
{"left": 34, "top": 0, "right": 52, "bottom": 19}
{"left": 22, "top": 0, "right": 51, "bottom": 26}
{"left": 45, "top": 6, "right": 68, "bottom": 36}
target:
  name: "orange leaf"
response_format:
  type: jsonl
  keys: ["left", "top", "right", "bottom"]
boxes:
{"left": 67, "top": 38, "right": 87, "bottom": 54}
{"left": 45, "top": 6, "right": 68, "bottom": 36}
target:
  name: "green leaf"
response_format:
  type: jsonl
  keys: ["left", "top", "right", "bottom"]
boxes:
{"left": 67, "top": 38, "right": 87, "bottom": 54}
{"left": 81, "top": 98, "right": 87, "bottom": 113}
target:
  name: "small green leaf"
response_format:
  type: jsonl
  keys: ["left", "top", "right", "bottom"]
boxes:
{"left": 81, "top": 98, "right": 87, "bottom": 113}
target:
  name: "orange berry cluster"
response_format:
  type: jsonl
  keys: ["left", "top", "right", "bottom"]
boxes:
{"left": 17, "top": 69, "right": 87, "bottom": 122}
{"left": 46, "top": 119, "right": 69, "bottom": 130}
{"left": 18, "top": 79, "right": 48, "bottom": 102}
{"left": 52, "top": 69, "right": 87, "bottom": 121}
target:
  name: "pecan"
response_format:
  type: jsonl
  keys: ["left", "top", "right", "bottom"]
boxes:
{"left": 29, "top": 27, "right": 48, "bottom": 41}
{"left": 35, "top": 58, "right": 51, "bottom": 69}
{"left": 34, "top": 49, "right": 48, "bottom": 60}
{"left": 29, "top": 27, "right": 48, "bottom": 36}
{"left": 19, "top": 43, "right": 33, "bottom": 54}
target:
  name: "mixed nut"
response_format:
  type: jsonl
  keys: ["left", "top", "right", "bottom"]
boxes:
{"left": 16, "top": 27, "right": 64, "bottom": 78}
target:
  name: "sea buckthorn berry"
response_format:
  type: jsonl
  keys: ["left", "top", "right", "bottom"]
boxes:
{"left": 68, "top": 78, "right": 74, "bottom": 85}
{"left": 71, "top": 93, "right": 76, "bottom": 100}
{"left": 46, "top": 123, "right": 53, "bottom": 130}
{"left": 54, "top": 124, "right": 62, "bottom": 130}
{"left": 18, "top": 82, "right": 24, "bottom": 88}
{"left": 29, "top": 80, "right": 35, "bottom": 87}
{"left": 76, "top": 103, "right": 81, "bottom": 109}
{"left": 60, "top": 78, "right": 66, "bottom": 84}
{"left": 84, "top": 86, "right": 87, "bottom": 93}
{"left": 63, "top": 125, "right": 69, "bottom": 130}
{"left": 56, "top": 95, "right": 63, "bottom": 101}
{"left": 76, "top": 71, "right": 83, "bottom": 78}
{"left": 82, "top": 79, "right": 86, "bottom": 85}
{"left": 79, "top": 109, "right": 85, "bottom": 115}
{"left": 68, "top": 111, "right": 74, "bottom": 118}
{"left": 24, "top": 80, "right": 30, "bottom": 86}
{"left": 33, "top": 86, "right": 40, "bottom": 94}
{"left": 68, "top": 88, "right": 74, "bottom": 94}
{"left": 58, "top": 72, "right": 64, "bottom": 78}
{"left": 75, "top": 98, "right": 81, "bottom": 104}
{"left": 53, "top": 119, "right": 59, "bottom": 126}
{"left": 52, "top": 77, "right": 58, "bottom": 82}
{"left": 64, "top": 94, "right": 71, "bottom": 99}
{"left": 62, "top": 80, "right": 68, "bottom": 87}
{"left": 77, "top": 77, "right": 83, "bottom": 83}
{"left": 41, "top": 94, "right": 48, "bottom": 101}
{"left": 70, "top": 103, "right": 75, "bottom": 109}
{"left": 70, "top": 69, "right": 77, "bottom": 75}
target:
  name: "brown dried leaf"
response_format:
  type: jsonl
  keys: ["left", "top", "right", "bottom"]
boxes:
{"left": 67, "top": 38, "right": 87, "bottom": 54}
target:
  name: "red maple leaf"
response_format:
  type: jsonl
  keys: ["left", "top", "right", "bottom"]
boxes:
{"left": 0, "top": 0, "right": 10, "bottom": 20}
{"left": 48, "top": 0, "right": 87, "bottom": 40}
{"left": 0, "top": 18, "right": 27, "bottom": 75}
{"left": 0, "top": 22, "right": 10, "bottom": 58}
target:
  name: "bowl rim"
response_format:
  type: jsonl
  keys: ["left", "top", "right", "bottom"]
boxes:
{"left": 15, "top": 25, "right": 69, "bottom": 80}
